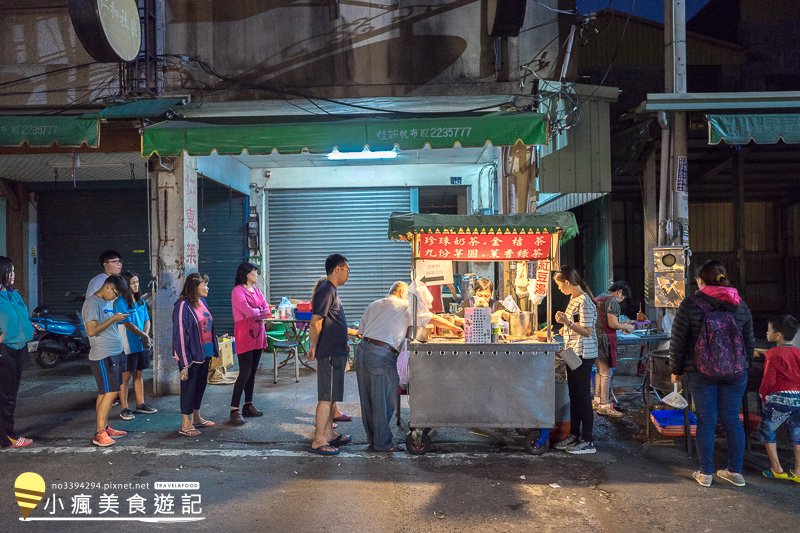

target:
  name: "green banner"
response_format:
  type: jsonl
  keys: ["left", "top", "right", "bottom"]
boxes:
{"left": 0, "top": 116, "right": 100, "bottom": 148}
{"left": 708, "top": 113, "right": 800, "bottom": 145}
{"left": 141, "top": 112, "right": 548, "bottom": 156}
{"left": 365, "top": 113, "right": 548, "bottom": 150}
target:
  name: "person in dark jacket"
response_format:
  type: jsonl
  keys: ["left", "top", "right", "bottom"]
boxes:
{"left": 173, "top": 273, "right": 220, "bottom": 437}
{"left": 670, "top": 260, "right": 754, "bottom": 487}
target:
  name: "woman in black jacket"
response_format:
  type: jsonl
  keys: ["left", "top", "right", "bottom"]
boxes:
{"left": 670, "top": 260, "right": 754, "bottom": 487}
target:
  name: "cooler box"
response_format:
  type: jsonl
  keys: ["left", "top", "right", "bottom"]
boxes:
{"left": 650, "top": 409, "right": 697, "bottom": 437}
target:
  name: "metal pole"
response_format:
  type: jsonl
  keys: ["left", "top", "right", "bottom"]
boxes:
{"left": 669, "top": 0, "right": 689, "bottom": 246}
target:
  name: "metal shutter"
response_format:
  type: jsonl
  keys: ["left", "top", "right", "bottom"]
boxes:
{"left": 38, "top": 187, "right": 151, "bottom": 316}
{"left": 198, "top": 179, "right": 247, "bottom": 335}
{"left": 267, "top": 188, "right": 411, "bottom": 322}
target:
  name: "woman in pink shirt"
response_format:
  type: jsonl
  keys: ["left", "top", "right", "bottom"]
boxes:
{"left": 230, "top": 262, "right": 271, "bottom": 425}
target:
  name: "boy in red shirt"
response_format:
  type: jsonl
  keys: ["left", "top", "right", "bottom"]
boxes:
{"left": 758, "top": 314, "right": 800, "bottom": 482}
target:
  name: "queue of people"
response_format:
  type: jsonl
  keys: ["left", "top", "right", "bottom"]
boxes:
{"left": 2, "top": 249, "right": 799, "bottom": 490}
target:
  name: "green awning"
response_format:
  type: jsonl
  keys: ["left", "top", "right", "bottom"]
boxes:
{"left": 98, "top": 98, "right": 185, "bottom": 119}
{"left": 141, "top": 112, "right": 548, "bottom": 156}
{"left": 0, "top": 115, "right": 99, "bottom": 148}
{"left": 387, "top": 211, "right": 579, "bottom": 243}
{"left": 708, "top": 113, "right": 800, "bottom": 144}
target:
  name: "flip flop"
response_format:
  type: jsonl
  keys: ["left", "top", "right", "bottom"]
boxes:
{"left": 309, "top": 445, "right": 340, "bottom": 455}
{"left": 329, "top": 434, "right": 352, "bottom": 447}
{"left": 178, "top": 427, "right": 201, "bottom": 437}
{"left": 193, "top": 419, "right": 215, "bottom": 428}
{"left": 333, "top": 413, "right": 353, "bottom": 422}
{"left": 372, "top": 446, "right": 405, "bottom": 453}
{"left": 762, "top": 468, "right": 790, "bottom": 480}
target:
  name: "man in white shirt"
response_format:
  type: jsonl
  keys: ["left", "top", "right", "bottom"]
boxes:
{"left": 356, "top": 281, "right": 461, "bottom": 452}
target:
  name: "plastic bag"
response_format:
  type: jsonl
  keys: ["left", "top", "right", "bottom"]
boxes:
{"left": 396, "top": 340, "right": 410, "bottom": 387}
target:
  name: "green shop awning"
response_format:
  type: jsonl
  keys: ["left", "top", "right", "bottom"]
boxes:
{"left": 98, "top": 98, "right": 185, "bottom": 119}
{"left": 708, "top": 113, "right": 800, "bottom": 144}
{"left": 388, "top": 211, "right": 579, "bottom": 243}
{"left": 141, "top": 112, "right": 548, "bottom": 156}
{"left": 0, "top": 115, "right": 99, "bottom": 148}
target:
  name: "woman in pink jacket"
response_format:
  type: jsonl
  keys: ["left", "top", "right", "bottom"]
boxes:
{"left": 230, "top": 262, "right": 271, "bottom": 425}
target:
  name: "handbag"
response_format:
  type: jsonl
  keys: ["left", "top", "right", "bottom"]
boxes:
{"left": 396, "top": 339, "right": 410, "bottom": 387}
{"left": 558, "top": 347, "right": 582, "bottom": 370}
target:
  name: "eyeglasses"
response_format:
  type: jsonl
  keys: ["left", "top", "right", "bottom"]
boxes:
{"left": 106, "top": 259, "right": 123, "bottom": 264}
{"left": 340, "top": 266, "right": 350, "bottom": 273}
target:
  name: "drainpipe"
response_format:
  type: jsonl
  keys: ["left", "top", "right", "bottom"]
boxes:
{"left": 657, "top": 111, "right": 670, "bottom": 246}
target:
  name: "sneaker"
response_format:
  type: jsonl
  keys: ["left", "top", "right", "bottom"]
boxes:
{"left": 693, "top": 471, "right": 712, "bottom": 487}
{"left": 136, "top": 403, "right": 158, "bottom": 414}
{"left": 105, "top": 426, "right": 127, "bottom": 438}
{"left": 93, "top": 431, "right": 115, "bottom": 447}
{"left": 553, "top": 435, "right": 579, "bottom": 450}
{"left": 242, "top": 403, "right": 263, "bottom": 417}
{"left": 6, "top": 436, "right": 33, "bottom": 448}
{"left": 597, "top": 405, "right": 623, "bottom": 418}
{"left": 119, "top": 408, "right": 135, "bottom": 421}
{"left": 112, "top": 399, "right": 120, "bottom": 407}
{"left": 717, "top": 469, "right": 746, "bottom": 487}
{"left": 565, "top": 440, "right": 597, "bottom": 454}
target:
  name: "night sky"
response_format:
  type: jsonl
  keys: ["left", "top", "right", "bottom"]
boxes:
{"left": 575, "top": 0, "right": 711, "bottom": 23}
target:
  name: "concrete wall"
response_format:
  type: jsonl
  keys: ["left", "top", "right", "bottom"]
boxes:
{"left": 0, "top": 3, "right": 118, "bottom": 108}
{"left": 163, "top": 0, "right": 560, "bottom": 98}
{"left": 260, "top": 161, "right": 494, "bottom": 213}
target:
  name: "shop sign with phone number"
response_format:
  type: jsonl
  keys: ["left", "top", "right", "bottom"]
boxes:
{"left": 418, "top": 233, "right": 551, "bottom": 261}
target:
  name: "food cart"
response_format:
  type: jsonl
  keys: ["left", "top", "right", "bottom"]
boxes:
{"left": 387, "top": 211, "right": 579, "bottom": 454}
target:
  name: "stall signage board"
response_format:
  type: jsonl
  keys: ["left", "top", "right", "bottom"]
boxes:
{"left": 419, "top": 232, "right": 552, "bottom": 261}
{"left": 532, "top": 260, "right": 552, "bottom": 302}
{"left": 414, "top": 260, "right": 454, "bottom": 286}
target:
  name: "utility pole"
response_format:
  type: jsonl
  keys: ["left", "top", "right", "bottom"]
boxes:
{"left": 665, "top": 0, "right": 689, "bottom": 246}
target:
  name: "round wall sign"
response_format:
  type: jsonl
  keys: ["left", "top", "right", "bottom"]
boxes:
{"left": 69, "top": 0, "right": 142, "bottom": 63}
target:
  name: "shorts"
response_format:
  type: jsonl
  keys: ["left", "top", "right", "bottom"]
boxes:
{"left": 125, "top": 349, "right": 152, "bottom": 372}
{"left": 89, "top": 353, "right": 124, "bottom": 394}
{"left": 758, "top": 392, "right": 800, "bottom": 445}
{"left": 316, "top": 356, "right": 346, "bottom": 402}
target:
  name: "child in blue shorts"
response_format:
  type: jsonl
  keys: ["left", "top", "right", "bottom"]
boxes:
{"left": 758, "top": 314, "right": 800, "bottom": 482}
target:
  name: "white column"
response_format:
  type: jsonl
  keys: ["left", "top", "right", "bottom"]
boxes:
{"left": 150, "top": 153, "right": 198, "bottom": 396}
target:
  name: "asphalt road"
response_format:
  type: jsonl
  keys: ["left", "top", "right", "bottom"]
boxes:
{"left": 2, "top": 357, "right": 799, "bottom": 532}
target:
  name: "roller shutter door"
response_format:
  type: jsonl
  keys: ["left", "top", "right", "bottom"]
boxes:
{"left": 197, "top": 179, "right": 247, "bottom": 335}
{"left": 38, "top": 187, "right": 151, "bottom": 316}
{"left": 267, "top": 188, "right": 411, "bottom": 322}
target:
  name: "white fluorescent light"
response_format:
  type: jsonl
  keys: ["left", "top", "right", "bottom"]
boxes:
{"left": 326, "top": 148, "right": 398, "bottom": 160}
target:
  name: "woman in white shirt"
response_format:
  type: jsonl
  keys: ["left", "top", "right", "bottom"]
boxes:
{"left": 553, "top": 265, "right": 598, "bottom": 455}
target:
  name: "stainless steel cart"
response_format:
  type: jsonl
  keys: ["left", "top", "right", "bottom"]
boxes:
{"left": 405, "top": 340, "right": 560, "bottom": 454}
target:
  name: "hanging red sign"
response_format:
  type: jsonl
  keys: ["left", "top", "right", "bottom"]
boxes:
{"left": 418, "top": 232, "right": 552, "bottom": 261}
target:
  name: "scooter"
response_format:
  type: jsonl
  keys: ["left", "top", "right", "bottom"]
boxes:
{"left": 30, "top": 299, "right": 90, "bottom": 369}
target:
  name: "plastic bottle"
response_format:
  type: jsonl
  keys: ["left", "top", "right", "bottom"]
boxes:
{"left": 278, "top": 297, "right": 293, "bottom": 319}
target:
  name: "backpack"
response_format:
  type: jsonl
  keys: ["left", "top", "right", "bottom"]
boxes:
{"left": 692, "top": 295, "right": 747, "bottom": 380}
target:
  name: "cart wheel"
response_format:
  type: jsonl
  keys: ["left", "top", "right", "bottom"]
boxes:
{"left": 524, "top": 429, "right": 549, "bottom": 455}
{"left": 515, "top": 428, "right": 531, "bottom": 436}
{"left": 406, "top": 431, "right": 432, "bottom": 455}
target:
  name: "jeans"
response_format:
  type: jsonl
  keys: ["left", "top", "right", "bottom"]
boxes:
{"left": 0, "top": 345, "right": 26, "bottom": 446}
{"left": 231, "top": 349, "right": 262, "bottom": 408}
{"left": 594, "top": 356, "right": 613, "bottom": 405}
{"left": 180, "top": 360, "right": 210, "bottom": 415}
{"left": 355, "top": 341, "right": 399, "bottom": 450}
{"left": 687, "top": 371, "right": 747, "bottom": 475}
{"left": 567, "top": 356, "right": 594, "bottom": 442}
